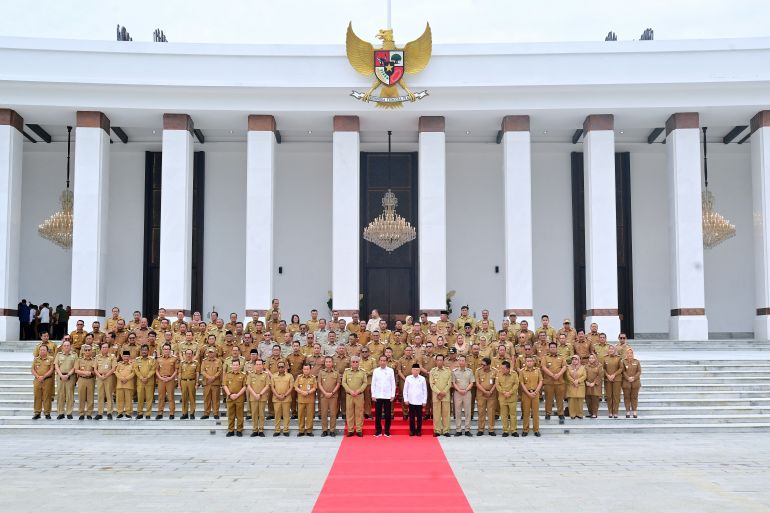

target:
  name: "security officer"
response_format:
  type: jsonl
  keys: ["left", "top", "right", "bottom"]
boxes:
{"left": 429, "top": 354, "right": 453, "bottom": 437}
{"left": 31, "top": 343, "right": 55, "bottom": 419}
{"left": 603, "top": 344, "right": 623, "bottom": 418}
{"left": 246, "top": 358, "right": 270, "bottom": 436}
{"left": 270, "top": 361, "right": 294, "bottom": 436}
{"left": 223, "top": 359, "right": 247, "bottom": 437}
{"left": 294, "top": 363, "right": 317, "bottom": 436}
{"left": 341, "top": 356, "right": 367, "bottom": 437}
{"left": 496, "top": 360, "right": 520, "bottom": 437}
{"left": 115, "top": 351, "right": 135, "bottom": 418}
{"left": 474, "top": 357, "right": 497, "bottom": 436}
{"left": 54, "top": 339, "right": 78, "bottom": 419}
{"left": 133, "top": 344, "right": 156, "bottom": 419}
{"left": 519, "top": 355, "right": 542, "bottom": 437}
{"left": 541, "top": 341, "right": 567, "bottom": 423}
{"left": 74, "top": 344, "right": 96, "bottom": 419}
{"left": 94, "top": 341, "right": 117, "bottom": 419}
{"left": 179, "top": 349, "right": 199, "bottom": 419}
{"left": 155, "top": 343, "right": 179, "bottom": 419}
{"left": 319, "top": 356, "right": 341, "bottom": 437}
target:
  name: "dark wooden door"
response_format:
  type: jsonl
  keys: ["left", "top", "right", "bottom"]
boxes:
{"left": 142, "top": 151, "right": 205, "bottom": 318}
{"left": 571, "top": 152, "right": 634, "bottom": 336}
{"left": 360, "top": 152, "right": 418, "bottom": 326}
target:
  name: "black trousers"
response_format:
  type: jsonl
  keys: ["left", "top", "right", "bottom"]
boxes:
{"left": 408, "top": 404, "right": 423, "bottom": 434}
{"left": 374, "top": 398, "right": 392, "bottom": 435}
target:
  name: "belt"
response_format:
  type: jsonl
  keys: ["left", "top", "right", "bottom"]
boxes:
{"left": 80, "top": 376, "right": 94, "bottom": 379}
{"left": 181, "top": 378, "right": 196, "bottom": 381}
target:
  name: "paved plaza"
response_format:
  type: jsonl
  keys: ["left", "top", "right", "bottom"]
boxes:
{"left": 0, "top": 431, "right": 769, "bottom": 512}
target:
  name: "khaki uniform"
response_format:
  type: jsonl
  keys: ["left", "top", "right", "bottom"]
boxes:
{"left": 341, "top": 368, "right": 367, "bottom": 434}
{"left": 557, "top": 342, "right": 575, "bottom": 362}
{"left": 75, "top": 355, "right": 96, "bottom": 416}
{"left": 451, "top": 367, "right": 475, "bottom": 432}
{"left": 519, "top": 367, "right": 542, "bottom": 433}
{"left": 616, "top": 342, "right": 633, "bottom": 360}
{"left": 558, "top": 327, "right": 577, "bottom": 345}
{"left": 200, "top": 358, "right": 223, "bottom": 417}
{"left": 420, "top": 354, "right": 437, "bottom": 416}
{"left": 566, "top": 365, "right": 587, "bottom": 417}
{"left": 574, "top": 340, "right": 592, "bottom": 364}
{"left": 179, "top": 360, "right": 199, "bottom": 415}
{"left": 367, "top": 341, "right": 386, "bottom": 361}
{"left": 247, "top": 371, "right": 270, "bottom": 432}
{"left": 133, "top": 356, "right": 157, "bottom": 417}
{"left": 496, "top": 370, "right": 520, "bottom": 433}
{"left": 95, "top": 354, "right": 117, "bottom": 415}
{"left": 585, "top": 363, "right": 604, "bottom": 416}
{"left": 286, "top": 352, "right": 306, "bottom": 416}
{"left": 359, "top": 356, "right": 376, "bottom": 416}
{"left": 535, "top": 326, "right": 558, "bottom": 343}
{"left": 69, "top": 330, "right": 87, "bottom": 352}
{"left": 55, "top": 351, "right": 78, "bottom": 416}
{"left": 454, "top": 316, "right": 476, "bottom": 333}
{"left": 271, "top": 372, "right": 294, "bottom": 433}
{"left": 224, "top": 371, "right": 246, "bottom": 433}
{"left": 31, "top": 355, "right": 55, "bottom": 415}
{"left": 603, "top": 355, "right": 623, "bottom": 416}
{"left": 115, "top": 360, "right": 135, "bottom": 416}
{"left": 295, "top": 374, "right": 317, "bottom": 433}
{"left": 388, "top": 341, "right": 406, "bottom": 361}
{"left": 33, "top": 341, "right": 57, "bottom": 358}
{"left": 156, "top": 355, "right": 179, "bottom": 416}
{"left": 592, "top": 342, "right": 610, "bottom": 365}
{"left": 318, "top": 368, "right": 340, "bottom": 432}
{"left": 622, "top": 358, "right": 642, "bottom": 412}
{"left": 429, "top": 366, "right": 453, "bottom": 434}
{"left": 474, "top": 367, "right": 497, "bottom": 433}
{"left": 541, "top": 354, "right": 567, "bottom": 417}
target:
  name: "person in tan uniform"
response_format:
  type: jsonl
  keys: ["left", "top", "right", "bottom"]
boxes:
{"left": 286, "top": 341, "right": 306, "bottom": 419}
{"left": 94, "top": 341, "right": 117, "bottom": 419}
{"left": 495, "top": 361, "right": 519, "bottom": 436}
{"left": 133, "top": 344, "right": 156, "bottom": 419}
{"left": 429, "top": 354, "right": 453, "bottom": 437}
{"left": 318, "top": 356, "right": 341, "bottom": 437}
{"left": 332, "top": 347, "right": 350, "bottom": 419}
{"left": 396, "top": 346, "right": 417, "bottom": 420}
{"left": 474, "top": 357, "right": 497, "bottom": 436}
{"left": 33, "top": 332, "right": 57, "bottom": 358}
{"left": 558, "top": 319, "right": 577, "bottom": 345}
{"left": 54, "top": 339, "right": 78, "bottom": 419}
{"left": 367, "top": 331, "right": 386, "bottom": 361}
{"left": 519, "top": 355, "right": 542, "bottom": 437}
{"left": 535, "top": 314, "right": 558, "bottom": 343}
{"left": 115, "top": 351, "right": 135, "bottom": 418}
{"left": 155, "top": 343, "right": 179, "bottom": 419}
{"left": 342, "top": 356, "right": 367, "bottom": 437}
{"left": 573, "top": 331, "right": 593, "bottom": 365}
{"left": 419, "top": 343, "right": 437, "bottom": 419}
{"left": 516, "top": 320, "right": 535, "bottom": 346}
{"left": 585, "top": 354, "right": 604, "bottom": 418}
{"left": 622, "top": 348, "right": 642, "bottom": 418}
{"left": 74, "top": 344, "right": 96, "bottom": 419}
{"left": 454, "top": 306, "right": 476, "bottom": 333}
{"left": 270, "top": 361, "right": 294, "bottom": 436}
{"left": 566, "top": 355, "right": 587, "bottom": 419}
{"left": 223, "top": 359, "right": 247, "bottom": 437}
{"left": 178, "top": 349, "right": 199, "bottom": 419}
{"left": 603, "top": 344, "right": 623, "bottom": 418}
{"left": 541, "top": 341, "right": 567, "bottom": 423}
{"left": 359, "top": 347, "right": 376, "bottom": 418}
{"left": 200, "top": 347, "right": 223, "bottom": 419}
{"left": 586, "top": 323, "right": 601, "bottom": 346}
{"left": 31, "top": 344, "right": 55, "bottom": 419}
{"left": 451, "top": 355, "right": 475, "bottom": 436}
{"left": 616, "top": 333, "right": 633, "bottom": 360}
{"left": 557, "top": 333, "right": 574, "bottom": 362}
{"left": 246, "top": 358, "right": 270, "bottom": 436}
{"left": 294, "top": 363, "right": 317, "bottom": 436}
{"left": 69, "top": 320, "right": 87, "bottom": 353}
{"left": 592, "top": 333, "right": 611, "bottom": 365}
{"left": 128, "top": 310, "right": 142, "bottom": 331}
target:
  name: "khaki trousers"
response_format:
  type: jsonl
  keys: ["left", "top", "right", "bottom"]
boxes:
{"left": 499, "top": 399, "right": 518, "bottom": 433}
{"left": 319, "top": 394, "right": 339, "bottom": 431}
{"left": 274, "top": 400, "right": 291, "bottom": 433}
{"left": 345, "top": 394, "right": 364, "bottom": 433}
{"left": 453, "top": 391, "right": 472, "bottom": 432}
{"left": 116, "top": 388, "right": 133, "bottom": 415}
{"left": 586, "top": 395, "right": 600, "bottom": 416}
{"left": 136, "top": 379, "right": 155, "bottom": 416}
{"left": 97, "top": 376, "right": 115, "bottom": 415}
{"left": 249, "top": 399, "right": 266, "bottom": 431}
{"left": 227, "top": 398, "right": 245, "bottom": 432}
{"left": 298, "top": 401, "right": 314, "bottom": 433}
{"left": 33, "top": 377, "right": 54, "bottom": 415}
{"left": 521, "top": 393, "right": 540, "bottom": 433}
{"left": 181, "top": 380, "right": 197, "bottom": 414}
{"left": 432, "top": 398, "right": 451, "bottom": 434}
{"left": 476, "top": 393, "right": 496, "bottom": 432}
{"left": 203, "top": 384, "right": 220, "bottom": 416}
{"left": 77, "top": 378, "right": 94, "bottom": 416}
{"left": 363, "top": 385, "right": 372, "bottom": 417}
{"left": 543, "top": 383, "right": 565, "bottom": 416}
{"left": 605, "top": 380, "right": 622, "bottom": 416}
{"left": 622, "top": 382, "right": 641, "bottom": 411}
{"left": 156, "top": 380, "right": 175, "bottom": 415}
{"left": 56, "top": 376, "right": 75, "bottom": 415}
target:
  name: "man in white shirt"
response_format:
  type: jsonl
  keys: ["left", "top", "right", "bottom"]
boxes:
{"left": 403, "top": 363, "right": 427, "bottom": 436}
{"left": 371, "top": 355, "right": 396, "bottom": 437}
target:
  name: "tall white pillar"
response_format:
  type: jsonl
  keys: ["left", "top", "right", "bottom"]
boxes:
{"left": 70, "top": 111, "right": 111, "bottom": 330}
{"left": 418, "top": 116, "right": 447, "bottom": 322}
{"left": 751, "top": 111, "right": 770, "bottom": 339}
{"left": 245, "top": 115, "right": 277, "bottom": 321}
{"left": 501, "top": 115, "right": 534, "bottom": 327}
{"left": 582, "top": 115, "right": 621, "bottom": 337}
{"left": 666, "top": 113, "right": 708, "bottom": 340}
{"left": 158, "top": 114, "right": 194, "bottom": 318}
{"left": 332, "top": 116, "right": 360, "bottom": 321}
{"left": 0, "top": 109, "right": 23, "bottom": 340}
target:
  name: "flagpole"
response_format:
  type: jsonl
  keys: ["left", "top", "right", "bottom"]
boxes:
{"left": 387, "top": 0, "right": 392, "bottom": 29}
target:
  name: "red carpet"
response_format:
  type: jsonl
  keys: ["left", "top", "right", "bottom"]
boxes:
{"left": 312, "top": 400, "right": 473, "bottom": 513}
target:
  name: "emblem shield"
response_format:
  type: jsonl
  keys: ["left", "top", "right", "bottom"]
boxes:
{"left": 374, "top": 50, "right": 404, "bottom": 86}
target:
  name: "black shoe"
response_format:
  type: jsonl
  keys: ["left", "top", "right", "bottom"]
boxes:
{"left": 214, "top": 416, "right": 220, "bottom": 420}
{"left": 433, "top": 433, "right": 440, "bottom": 437}
{"left": 66, "top": 415, "right": 73, "bottom": 419}
{"left": 443, "top": 433, "right": 450, "bottom": 437}
{"left": 86, "top": 416, "right": 92, "bottom": 420}
{"left": 251, "top": 432, "right": 259, "bottom": 437}
{"left": 321, "top": 431, "right": 328, "bottom": 437}
{"left": 347, "top": 432, "right": 354, "bottom": 437}
{"left": 201, "top": 415, "right": 209, "bottom": 420}
{"left": 94, "top": 415, "right": 102, "bottom": 420}
{"left": 291, "top": 414, "right": 298, "bottom": 419}
{"left": 267, "top": 415, "right": 274, "bottom": 420}
{"left": 512, "top": 432, "right": 520, "bottom": 437}
{"left": 236, "top": 432, "right": 243, "bottom": 437}
{"left": 273, "top": 432, "right": 281, "bottom": 437}
{"left": 534, "top": 431, "right": 541, "bottom": 437}
{"left": 169, "top": 415, "right": 175, "bottom": 420}
{"left": 190, "top": 415, "right": 195, "bottom": 420}
{"left": 226, "top": 431, "right": 234, "bottom": 437}
{"left": 181, "top": 414, "right": 189, "bottom": 420}
{"left": 558, "top": 415, "right": 565, "bottom": 424}
{"left": 283, "top": 432, "right": 290, "bottom": 437}
{"left": 32, "top": 414, "right": 40, "bottom": 420}
{"left": 356, "top": 432, "right": 363, "bottom": 437}
{"left": 258, "top": 432, "right": 265, "bottom": 437}
{"left": 78, "top": 415, "right": 85, "bottom": 420}
{"left": 298, "top": 432, "right": 305, "bottom": 437}
{"left": 330, "top": 430, "right": 336, "bottom": 437}
{"left": 489, "top": 431, "right": 496, "bottom": 436}
{"left": 477, "top": 431, "right": 483, "bottom": 436}
{"left": 57, "top": 414, "right": 65, "bottom": 420}
{"left": 117, "top": 414, "right": 124, "bottom": 419}
{"left": 156, "top": 415, "right": 163, "bottom": 420}
{"left": 502, "top": 432, "right": 509, "bottom": 437}
{"left": 522, "top": 432, "right": 529, "bottom": 437}
{"left": 545, "top": 414, "right": 551, "bottom": 420}
{"left": 45, "top": 414, "right": 51, "bottom": 419}
{"left": 465, "top": 431, "right": 472, "bottom": 437}
{"left": 565, "top": 407, "right": 570, "bottom": 416}
{"left": 107, "top": 414, "right": 112, "bottom": 420}
{"left": 410, "top": 433, "right": 415, "bottom": 437}
{"left": 454, "top": 432, "right": 462, "bottom": 437}
{"left": 307, "top": 432, "right": 314, "bottom": 437}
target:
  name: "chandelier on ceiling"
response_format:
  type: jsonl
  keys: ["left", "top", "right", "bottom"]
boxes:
{"left": 701, "top": 127, "right": 735, "bottom": 249}
{"left": 38, "top": 126, "right": 74, "bottom": 249}
{"left": 363, "top": 130, "right": 416, "bottom": 252}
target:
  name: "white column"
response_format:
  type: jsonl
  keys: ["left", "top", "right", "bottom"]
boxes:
{"left": 245, "top": 115, "right": 277, "bottom": 321}
{"left": 418, "top": 116, "right": 447, "bottom": 322}
{"left": 332, "top": 116, "right": 360, "bottom": 322}
{"left": 501, "top": 116, "right": 534, "bottom": 327}
{"left": 0, "top": 109, "right": 23, "bottom": 340}
{"left": 70, "top": 111, "right": 111, "bottom": 330}
{"left": 582, "top": 115, "right": 621, "bottom": 337}
{"left": 751, "top": 111, "right": 770, "bottom": 339}
{"left": 666, "top": 113, "right": 708, "bottom": 340}
{"left": 158, "top": 114, "right": 194, "bottom": 318}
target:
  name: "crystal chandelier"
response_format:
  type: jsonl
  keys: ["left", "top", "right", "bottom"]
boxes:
{"left": 362, "top": 131, "right": 416, "bottom": 252}
{"left": 38, "top": 126, "right": 74, "bottom": 249}
{"left": 701, "top": 127, "right": 735, "bottom": 249}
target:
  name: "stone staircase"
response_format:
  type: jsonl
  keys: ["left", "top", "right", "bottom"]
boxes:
{"left": 1, "top": 339, "right": 769, "bottom": 435}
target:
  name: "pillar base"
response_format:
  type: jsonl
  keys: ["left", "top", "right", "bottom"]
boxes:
{"left": 754, "top": 316, "right": 770, "bottom": 341}
{"left": 0, "top": 317, "right": 20, "bottom": 341}
{"left": 584, "top": 315, "right": 621, "bottom": 340}
{"left": 669, "top": 315, "right": 708, "bottom": 341}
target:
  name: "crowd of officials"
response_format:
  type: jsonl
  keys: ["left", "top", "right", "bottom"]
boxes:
{"left": 29, "top": 300, "right": 642, "bottom": 437}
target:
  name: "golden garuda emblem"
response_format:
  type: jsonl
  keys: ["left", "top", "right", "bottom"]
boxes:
{"left": 346, "top": 22, "right": 432, "bottom": 109}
